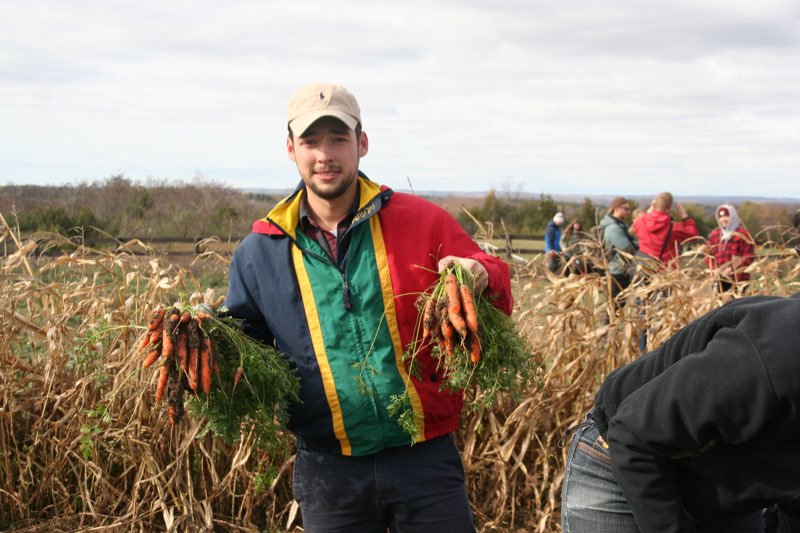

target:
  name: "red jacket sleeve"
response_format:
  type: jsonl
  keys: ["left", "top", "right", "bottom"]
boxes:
{"left": 673, "top": 217, "right": 699, "bottom": 242}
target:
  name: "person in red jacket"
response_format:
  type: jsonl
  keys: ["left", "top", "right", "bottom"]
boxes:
{"left": 633, "top": 192, "right": 699, "bottom": 267}
{"left": 704, "top": 204, "right": 755, "bottom": 292}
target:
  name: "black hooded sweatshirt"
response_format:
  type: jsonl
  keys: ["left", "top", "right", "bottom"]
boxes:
{"left": 592, "top": 294, "right": 800, "bottom": 532}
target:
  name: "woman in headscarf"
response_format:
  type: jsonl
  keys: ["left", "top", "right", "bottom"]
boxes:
{"left": 705, "top": 203, "right": 755, "bottom": 292}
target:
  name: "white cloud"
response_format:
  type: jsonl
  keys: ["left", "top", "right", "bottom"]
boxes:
{"left": 0, "top": 0, "right": 798, "bottom": 198}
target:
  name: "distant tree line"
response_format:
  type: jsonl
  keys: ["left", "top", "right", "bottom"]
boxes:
{"left": 1, "top": 178, "right": 796, "bottom": 246}
{"left": 457, "top": 189, "right": 797, "bottom": 245}
{"left": 0, "top": 175, "right": 281, "bottom": 240}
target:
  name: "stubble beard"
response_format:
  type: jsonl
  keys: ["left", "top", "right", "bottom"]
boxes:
{"left": 306, "top": 164, "right": 359, "bottom": 201}
{"left": 308, "top": 175, "right": 356, "bottom": 201}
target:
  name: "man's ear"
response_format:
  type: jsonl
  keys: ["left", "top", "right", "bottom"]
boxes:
{"left": 358, "top": 131, "right": 369, "bottom": 158}
{"left": 287, "top": 136, "right": 296, "bottom": 162}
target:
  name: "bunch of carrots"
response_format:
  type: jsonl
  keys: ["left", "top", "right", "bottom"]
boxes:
{"left": 390, "top": 262, "right": 536, "bottom": 438}
{"left": 138, "top": 298, "right": 233, "bottom": 425}
{"left": 421, "top": 266, "right": 482, "bottom": 365}
{"left": 136, "top": 298, "right": 300, "bottom": 452}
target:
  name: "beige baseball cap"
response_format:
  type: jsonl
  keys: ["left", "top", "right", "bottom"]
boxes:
{"left": 287, "top": 83, "right": 361, "bottom": 136}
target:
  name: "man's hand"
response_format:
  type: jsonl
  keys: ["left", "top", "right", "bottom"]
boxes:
{"left": 674, "top": 203, "right": 688, "bottom": 220}
{"left": 437, "top": 256, "right": 489, "bottom": 293}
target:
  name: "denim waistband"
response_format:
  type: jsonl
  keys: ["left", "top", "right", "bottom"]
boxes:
{"left": 557, "top": 410, "right": 594, "bottom": 449}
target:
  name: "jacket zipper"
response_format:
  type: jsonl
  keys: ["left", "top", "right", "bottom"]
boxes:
{"left": 267, "top": 217, "right": 353, "bottom": 310}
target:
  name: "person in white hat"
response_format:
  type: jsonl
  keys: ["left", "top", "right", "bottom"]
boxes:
{"left": 545, "top": 212, "right": 565, "bottom": 254}
{"left": 544, "top": 212, "right": 565, "bottom": 273}
{"left": 704, "top": 203, "right": 755, "bottom": 292}
{"left": 225, "top": 83, "right": 513, "bottom": 532}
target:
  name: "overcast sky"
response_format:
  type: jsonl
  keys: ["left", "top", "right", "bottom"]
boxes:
{"left": 1, "top": 0, "right": 799, "bottom": 199}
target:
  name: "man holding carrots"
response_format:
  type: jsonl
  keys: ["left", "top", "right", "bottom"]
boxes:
{"left": 225, "top": 83, "right": 513, "bottom": 532}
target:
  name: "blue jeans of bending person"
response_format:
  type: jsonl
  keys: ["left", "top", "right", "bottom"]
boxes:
{"left": 293, "top": 434, "right": 475, "bottom": 533}
{"left": 561, "top": 422, "right": 764, "bottom": 533}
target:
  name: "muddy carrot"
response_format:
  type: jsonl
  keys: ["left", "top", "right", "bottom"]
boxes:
{"left": 439, "top": 298, "right": 455, "bottom": 357}
{"left": 155, "top": 364, "right": 169, "bottom": 403}
{"left": 470, "top": 333, "right": 481, "bottom": 364}
{"left": 460, "top": 283, "right": 479, "bottom": 335}
{"left": 167, "top": 373, "right": 185, "bottom": 425}
{"left": 444, "top": 273, "right": 467, "bottom": 338}
{"left": 147, "top": 308, "right": 166, "bottom": 331}
{"left": 149, "top": 328, "right": 161, "bottom": 345}
{"left": 421, "top": 295, "right": 438, "bottom": 344}
{"left": 179, "top": 310, "right": 191, "bottom": 324}
{"left": 187, "top": 320, "right": 200, "bottom": 391}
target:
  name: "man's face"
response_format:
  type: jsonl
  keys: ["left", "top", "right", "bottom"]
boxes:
{"left": 718, "top": 213, "right": 730, "bottom": 229}
{"left": 287, "top": 116, "right": 368, "bottom": 202}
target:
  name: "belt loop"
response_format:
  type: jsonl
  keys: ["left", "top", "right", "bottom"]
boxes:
{"left": 557, "top": 410, "right": 594, "bottom": 449}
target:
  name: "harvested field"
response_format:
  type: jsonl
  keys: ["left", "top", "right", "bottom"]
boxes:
{"left": 2, "top": 216, "right": 798, "bottom": 532}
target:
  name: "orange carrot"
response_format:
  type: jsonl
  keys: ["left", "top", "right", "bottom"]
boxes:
{"left": 233, "top": 366, "right": 244, "bottom": 390}
{"left": 444, "top": 273, "right": 467, "bottom": 338}
{"left": 179, "top": 310, "right": 191, "bottom": 324}
{"left": 155, "top": 364, "right": 169, "bottom": 403}
{"left": 160, "top": 309, "right": 180, "bottom": 359}
{"left": 149, "top": 328, "right": 161, "bottom": 345}
{"left": 437, "top": 339, "right": 447, "bottom": 358}
{"left": 211, "top": 295, "right": 226, "bottom": 310}
{"left": 139, "top": 331, "right": 151, "bottom": 350}
{"left": 470, "top": 332, "right": 481, "bottom": 364}
{"left": 177, "top": 328, "right": 189, "bottom": 374}
{"left": 162, "top": 324, "right": 175, "bottom": 360}
{"left": 147, "top": 308, "right": 166, "bottom": 331}
{"left": 200, "top": 338, "right": 212, "bottom": 394}
{"left": 142, "top": 348, "right": 161, "bottom": 369}
{"left": 194, "top": 311, "right": 213, "bottom": 321}
{"left": 460, "top": 283, "right": 479, "bottom": 334}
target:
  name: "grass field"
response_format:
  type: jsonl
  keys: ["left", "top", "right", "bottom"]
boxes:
{"left": 488, "top": 237, "right": 545, "bottom": 257}
{"left": 2, "top": 222, "right": 799, "bottom": 532}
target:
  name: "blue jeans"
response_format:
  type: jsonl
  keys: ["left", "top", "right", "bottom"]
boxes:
{"left": 293, "top": 434, "right": 475, "bottom": 533}
{"left": 561, "top": 423, "right": 764, "bottom": 533}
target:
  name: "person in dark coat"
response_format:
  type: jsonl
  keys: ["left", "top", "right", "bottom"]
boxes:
{"left": 561, "top": 293, "right": 800, "bottom": 533}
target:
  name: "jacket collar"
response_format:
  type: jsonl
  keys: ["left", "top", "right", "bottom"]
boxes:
{"left": 252, "top": 172, "right": 392, "bottom": 237}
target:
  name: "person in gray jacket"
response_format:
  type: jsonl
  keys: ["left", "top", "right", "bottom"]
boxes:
{"left": 599, "top": 196, "right": 639, "bottom": 301}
